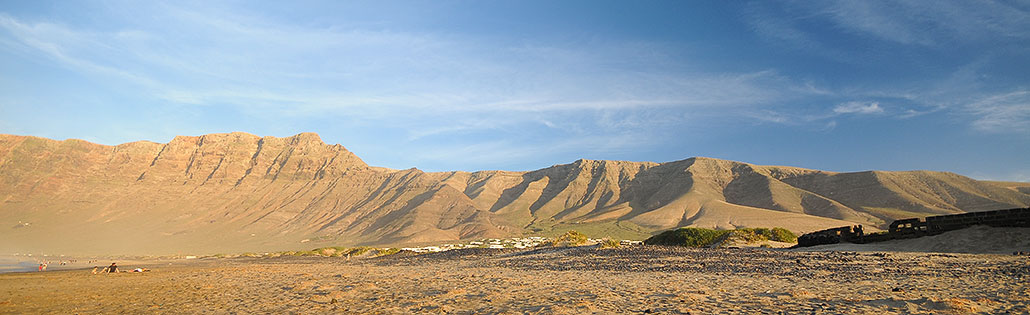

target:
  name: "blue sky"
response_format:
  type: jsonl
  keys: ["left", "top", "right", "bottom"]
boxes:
{"left": 1, "top": 1, "right": 1028, "bottom": 181}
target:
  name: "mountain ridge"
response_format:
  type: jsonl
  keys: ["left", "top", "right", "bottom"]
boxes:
{"left": 2, "top": 132, "right": 1027, "bottom": 255}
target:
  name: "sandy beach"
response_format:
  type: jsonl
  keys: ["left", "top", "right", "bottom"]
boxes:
{"left": 1, "top": 246, "right": 1027, "bottom": 314}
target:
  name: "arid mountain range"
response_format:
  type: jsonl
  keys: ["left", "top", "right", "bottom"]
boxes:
{"left": 2, "top": 132, "right": 1028, "bottom": 255}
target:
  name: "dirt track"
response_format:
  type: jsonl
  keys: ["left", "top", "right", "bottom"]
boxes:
{"left": 1, "top": 246, "right": 1028, "bottom": 314}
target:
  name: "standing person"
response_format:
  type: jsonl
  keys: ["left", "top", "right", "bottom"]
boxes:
{"left": 108, "top": 262, "right": 118, "bottom": 273}
{"left": 38, "top": 264, "right": 43, "bottom": 272}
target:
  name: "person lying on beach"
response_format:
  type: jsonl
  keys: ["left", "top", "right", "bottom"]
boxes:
{"left": 108, "top": 263, "right": 118, "bottom": 273}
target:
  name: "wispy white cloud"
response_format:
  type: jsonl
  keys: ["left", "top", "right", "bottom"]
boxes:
{"left": 757, "top": 0, "right": 1030, "bottom": 46}
{"left": 880, "top": 60, "right": 1030, "bottom": 134}
{"left": 898, "top": 109, "right": 933, "bottom": 119}
{"left": 742, "top": 100, "right": 886, "bottom": 128}
{"left": 0, "top": 15, "right": 163, "bottom": 88}
{"left": 743, "top": 3, "right": 1029, "bottom": 136}
{"left": 833, "top": 101, "right": 883, "bottom": 115}
{"left": 411, "top": 131, "right": 656, "bottom": 171}
{"left": 965, "top": 91, "right": 1030, "bottom": 134}
{"left": 0, "top": 10, "right": 825, "bottom": 116}
{"left": 0, "top": 6, "right": 849, "bottom": 154}
{"left": 741, "top": 110, "right": 791, "bottom": 124}
{"left": 815, "top": 1, "right": 933, "bottom": 45}
{"left": 968, "top": 168, "right": 1030, "bottom": 182}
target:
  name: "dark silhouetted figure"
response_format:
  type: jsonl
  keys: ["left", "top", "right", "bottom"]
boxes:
{"left": 108, "top": 263, "right": 118, "bottom": 273}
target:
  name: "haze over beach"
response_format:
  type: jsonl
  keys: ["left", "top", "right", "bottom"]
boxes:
{"left": 1, "top": 1, "right": 1029, "bottom": 314}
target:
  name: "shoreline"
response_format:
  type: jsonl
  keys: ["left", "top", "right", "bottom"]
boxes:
{"left": 0, "top": 255, "right": 218, "bottom": 275}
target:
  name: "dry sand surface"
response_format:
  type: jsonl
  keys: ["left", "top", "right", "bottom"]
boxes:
{"left": 1, "top": 246, "right": 1027, "bottom": 314}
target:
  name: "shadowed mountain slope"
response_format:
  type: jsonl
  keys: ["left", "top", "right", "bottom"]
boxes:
{"left": 1, "top": 133, "right": 1027, "bottom": 255}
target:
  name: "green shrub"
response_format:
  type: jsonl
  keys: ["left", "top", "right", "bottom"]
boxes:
{"left": 373, "top": 248, "right": 401, "bottom": 257}
{"left": 770, "top": 227, "right": 797, "bottom": 243}
{"left": 263, "top": 246, "right": 405, "bottom": 258}
{"left": 644, "top": 227, "right": 730, "bottom": 247}
{"left": 550, "top": 230, "right": 589, "bottom": 247}
{"left": 313, "top": 247, "right": 336, "bottom": 257}
{"left": 285, "top": 250, "right": 318, "bottom": 256}
{"left": 645, "top": 227, "right": 798, "bottom": 247}
{"left": 732, "top": 228, "right": 770, "bottom": 242}
{"left": 265, "top": 246, "right": 398, "bottom": 259}
{"left": 346, "top": 246, "right": 374, "bottom": 256}
{"left": 599, "top": 238, "right": 621, "bottom": 249}
{"left": 309, "top": 246, "right": 351, "bottom": 257}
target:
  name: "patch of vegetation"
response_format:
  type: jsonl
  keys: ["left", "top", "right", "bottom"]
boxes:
{"left": 527, "top": 219, "right": 652, "bottom": 241}
{"left": 731, "top": 228, "right": 798, "bottom": 243}
{"left": 644, "top": 227, "right": 730, "bottom": 247}
{"left": 644, "top": 227, "right": 798, "bottom": 248}
{"left": 770, "top": 227, "right": 797, "bottom": 243}
{"left": 345, "top": 246, "right": 374, "bottom": 256}
{"left": 373, "top": 248, "right": 401, "bottom": 257}
{"left": 268, "top": 246, "right": 403, "bottom": 258}
{"left": 550, "top": 230, "right": 589, "bottom": 247}
{"left": 285, "top": 250, "right": 318, "bottom": 256}
{"left": 598, "top": 238, "right": 621, "bottom": 249}
{"left": 313, "top": 246, "right": 347, "bottom": 257}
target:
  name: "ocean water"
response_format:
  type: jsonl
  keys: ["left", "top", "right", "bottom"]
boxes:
{"left": 0, "top": 256, "right": 44, "bottom": 273}
{"left": 0, "top": 255, "right": 162, "bottom": 274}
{"left": 0, "top": 255, "right": 98, "bottom": 274}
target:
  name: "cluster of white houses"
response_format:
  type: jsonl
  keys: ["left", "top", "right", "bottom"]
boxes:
{"left": 400, "top": 237, "right": 642, "bottom": 253}
{"left": 401, "top": 236, "right": 549, "bottom": 253}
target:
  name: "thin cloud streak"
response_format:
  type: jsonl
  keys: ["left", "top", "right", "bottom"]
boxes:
{"left": 0, "top": 8, "right": 844, "bottom": 148}
{"left": 758, "top": 1, "right": 1030, "bottom": 46}
{"left": 966, "top": 91, "right": 1030, "bottom": 134}
{"left": 834, "top": 102, "right": 884, "bottom": 115}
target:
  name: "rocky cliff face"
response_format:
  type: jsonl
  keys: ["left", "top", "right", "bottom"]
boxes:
{"left": 0, "top": 133, "right": 502, "bottom": 254}
{"left": 1, "top": 132, "right": 1027, "bottom": 255}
